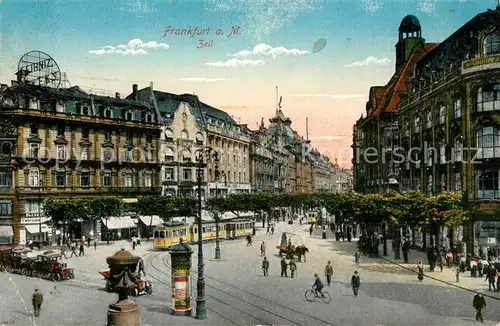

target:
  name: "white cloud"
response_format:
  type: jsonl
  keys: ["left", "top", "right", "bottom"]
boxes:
{"left": 120, "top": 0, "right": 156, "bottom": 13}
{"left": 206, "top": 58, "right": 265, "bottom": 68}
{"left": 417, "top": 0, "right": 436, "bottom": 15}
{"left": 231, "top": 43, "right": 309, "bottom": 58}
{"left": 88, "top": 39, "right": 169, "bottom": 56}
{"left": 173, "top": 77, "right": 232, "bottom": 82}
{"left": 360, "top": 0, "right": 382, "bottom": 12}
{"left": 204, "top": 0, "right": 321, "bottom": 42}
{"left": 345, "top": 56, "right": 391, "bottom": 68}
{"left": 285, "top": 94, "right": 367, "bottom": 100}
{"left": 309, "top": 136, "right": 347, "bottom": 141}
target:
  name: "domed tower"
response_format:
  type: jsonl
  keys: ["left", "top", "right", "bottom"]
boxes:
{"left": 395, "top": 15, "right": 425, "bottom": 71}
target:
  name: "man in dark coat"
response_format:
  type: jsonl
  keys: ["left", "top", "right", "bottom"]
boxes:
{"left": 280, "top": 258, "right": 288, "bottom": 277}
{"left": 485, "top": 266, "right": 497, "bottom": 292}
{"left": 472, "top": 292, "right": 486, "bottom": 322}
{"left": 32, "top": 288, "right": 43, "bottom": 317}
{"left": 351, "top": 271, "right": 360, "bottom": 296}
{"left": 324, "top": 261, "right": 333, "bottom": 286}
{"left": 262, "top": 257, "right": 269, "bottom": 276}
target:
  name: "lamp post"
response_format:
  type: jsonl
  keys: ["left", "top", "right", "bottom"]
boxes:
{"left": 214, "top": 169, "right": 226, "bottom": 260}
{"left": 195, "top": 146, "right": 218, "bottom": 320}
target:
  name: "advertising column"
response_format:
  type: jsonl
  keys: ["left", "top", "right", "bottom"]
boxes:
{"left": 169, "top": 241, "right": 193, "bottom": 316}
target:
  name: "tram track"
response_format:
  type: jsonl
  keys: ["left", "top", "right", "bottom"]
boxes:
{"left": 159, "top": 248, "right": 335, "bottom": 326}
{"left": 146, "top": 252, "right": 259, "bottom": 326}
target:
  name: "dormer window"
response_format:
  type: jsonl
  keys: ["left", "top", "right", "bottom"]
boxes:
{"left": 164, "top": 129, "right": 173, "bottom": 140}
{"left": 125, "top": 111, "right": 133, "bottom": 120}
{"left": 82, "top": 106, "right": 89, "bottom": 115}
{"left": 196, "top": 133, "right": 203, "bottom": 144}
{"left": 142, "top": 112, "right": 153, "bottom": 123}
{"left": 483, "top": 33, "right": 500, "bottom": 56}
{"left": 102, "top": 107, "right": 112, "bottom": 118}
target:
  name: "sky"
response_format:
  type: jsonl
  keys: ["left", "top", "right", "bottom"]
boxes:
{"left": 1, "top": 0, "right": 497, "bottom": 168}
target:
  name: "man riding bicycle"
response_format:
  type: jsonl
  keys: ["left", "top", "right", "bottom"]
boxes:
{"left": 312, "top": 273, "right": 324, "bottom": 297}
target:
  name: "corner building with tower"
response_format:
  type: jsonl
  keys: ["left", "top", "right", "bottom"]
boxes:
{"left": 353, "top": 7, "right": 500, "bottom": 254}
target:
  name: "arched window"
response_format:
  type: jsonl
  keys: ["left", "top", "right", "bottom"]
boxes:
{"left": 181, "top": 130, "right": 188, "bottom": 140}
{"left": 164, "top": 129, "right": 173, "bottom": 139}
{"left": 182, "top": 150, "right": 191, "bottom": 162}
{"left": 453, "top": 97, "right": 461, "bottom": 118}
{"left": 439, "top": 105, "right": 446, "bottom": 124}
{"left": 453, "top": 135, "right": 463, "bottom": 162}
{"left": 483, "top": 33, "right": 500, "bottom": 56}
{"left": 413, "top": 115, "right": 421, "bottom": 133}
{"left": 477, "top": 84, "right": 500, "bottom": 112}
{"left": 476, "top": 126, "right": 500, "bottom": 159}
{"left": 425, "top": 109, "right": 432, "bottom": 128}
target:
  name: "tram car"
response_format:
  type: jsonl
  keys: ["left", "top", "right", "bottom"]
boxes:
{"left": 153, "top": 216, "right": 255, "bottom": 250}
{"left": 307, "top": 211, "right": 317, "bottom": 225}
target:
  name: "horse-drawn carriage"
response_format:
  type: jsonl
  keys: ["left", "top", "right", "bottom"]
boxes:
{"left": 276, "top": 233, "right": 309, "bottom": 261}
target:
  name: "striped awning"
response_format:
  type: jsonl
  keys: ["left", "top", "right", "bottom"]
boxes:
{"left": 25, "top": 224, "right": 50, "bottom": 234}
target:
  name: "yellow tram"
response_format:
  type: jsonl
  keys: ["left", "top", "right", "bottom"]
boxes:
{"left": 307, "top": 211, "right": 317, "bottom": 224}
{"left": 153, "top": 216, "right": 255, "bottom": 250}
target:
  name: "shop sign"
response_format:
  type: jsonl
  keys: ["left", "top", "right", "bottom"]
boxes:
{"left": 21, "top": 217, "right": 41, "bottom": 224}
{"left": 487, "top": 237, "right": 496, "bottom": 244}
{"left": 462, "top": 54, "right": 500, "bottom": 74}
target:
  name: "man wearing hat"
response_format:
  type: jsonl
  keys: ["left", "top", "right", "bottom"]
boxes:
{"left": 32, "top": 288, "right": 43, "bottom": 317}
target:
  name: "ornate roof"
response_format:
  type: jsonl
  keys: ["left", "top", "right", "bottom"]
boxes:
{"left": 399, "top": 15, "right": 421, "bottom": 33}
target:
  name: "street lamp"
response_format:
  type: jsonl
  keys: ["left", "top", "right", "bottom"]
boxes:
{"left": 195, "top": 146, "right": 219, "bottom": 320}
{"left": 214, "top": 169, "right": 226, "bottom": 260}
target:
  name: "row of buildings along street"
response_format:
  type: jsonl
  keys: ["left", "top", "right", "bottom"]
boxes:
{"left": 352, "top": 8, "right": 500, "bottom": 254}
{"left": 0, "top": 52, "right": 352, "bottom": 245}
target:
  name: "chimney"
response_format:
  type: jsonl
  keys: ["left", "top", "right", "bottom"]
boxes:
{"left": 132, "top": 84, "right": 138, "bottom": 100}
{"left": 115, "top": 92, "right": 120, "bottom": 99}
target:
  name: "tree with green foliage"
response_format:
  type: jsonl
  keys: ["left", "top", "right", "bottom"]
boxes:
{"left": 86, "top": 197, "right": 122, "bottom": 244}
{"left": 43, "top": 197, "right": 88, "bottom": 244}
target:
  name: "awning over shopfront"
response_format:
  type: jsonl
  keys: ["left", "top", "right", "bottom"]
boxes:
{"left": 101, "top": 216, "right": 137, "bottom": 230}
{"left": 25, "top": 224, "right": 50, "bottom": 234}
{"left": 0, "top": 225, "right": 13, "bottom": 237}
{"left": 139, "top": 215, "right": 164, "bottom": 227}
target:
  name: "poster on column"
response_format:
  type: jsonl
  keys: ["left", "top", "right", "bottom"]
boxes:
{"left": 171, "top": 255, "right": 192, "bottom": 312}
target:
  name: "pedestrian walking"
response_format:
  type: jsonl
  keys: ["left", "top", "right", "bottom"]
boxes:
{"left": 60, "top": 246, "right": 68, "bottom": 259}
{"left": 354, "top": 250, "right": 361, "bottom": 266}
{"left": 309, "top": 225, "right": 313, "bottom": 236}
{"left": 289, "top": 260, "right": 297, "bottom": 278}
{"left": 325, "top": 261, "right": 333, "bottom": 286}
{"left": 485, "top": 265, "right": 496, "bottom": 292}
{"left": 132, "top": 237, "right": 136, "bottom": 250}
{"left": 271, "top": 226, "right": 274, "bottom": 235}
{"left": 266, "top": 225, "right": 270, "bottom": 234}
{"left": 94, "top": 240, "right": 97, "bottom": 251}
{"left": 417, "top": 262, "right": 424, "bottom": 282}
{"left": 87, "top": 237, "right": 91, "bottom": 247}
{"left": 70, "top": 242, "right": 77, "bottom": 258}
{"left": 262, "top": 257, "right": 269, "bottom": 276}
{"left": 472, "top": 291, "right": 486, "bottom": 323}
{"left": 351, "top": 271, "right": 360, "bottom": 296}
{"left": 260, "top": 241, "right": 266, "bottom": 256}
{"left": 246, "top": 234, "right": 252, "bottom": 246}
{"left": 79, "top": 243, "right": 85, "bottom": 256}
{"left": 138, "top": 258, "right": 145, "bottom": 277}
{"left": 32, "top": 288, "right": 43, "bottom": 317}
{"left": 280, "top": 258, "right": 288, "bottom": 277}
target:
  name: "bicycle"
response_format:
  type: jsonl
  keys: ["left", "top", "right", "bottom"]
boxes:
{"left": 304, "top": 288, "right": 331, "bottom": 303}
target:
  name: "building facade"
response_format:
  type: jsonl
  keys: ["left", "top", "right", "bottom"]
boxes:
{"left": 0, "top": 80, "right": 162, "bottom": 244}
{"left": 130, "top": 85, "right": 251, "bottom": 198}
{"left": 353, "top": 7, "right": 500, "bottom": 253}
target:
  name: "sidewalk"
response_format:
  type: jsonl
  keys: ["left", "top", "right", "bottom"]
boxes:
{"left": 314, "top": 228, "right": 500, "bottom": 298}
